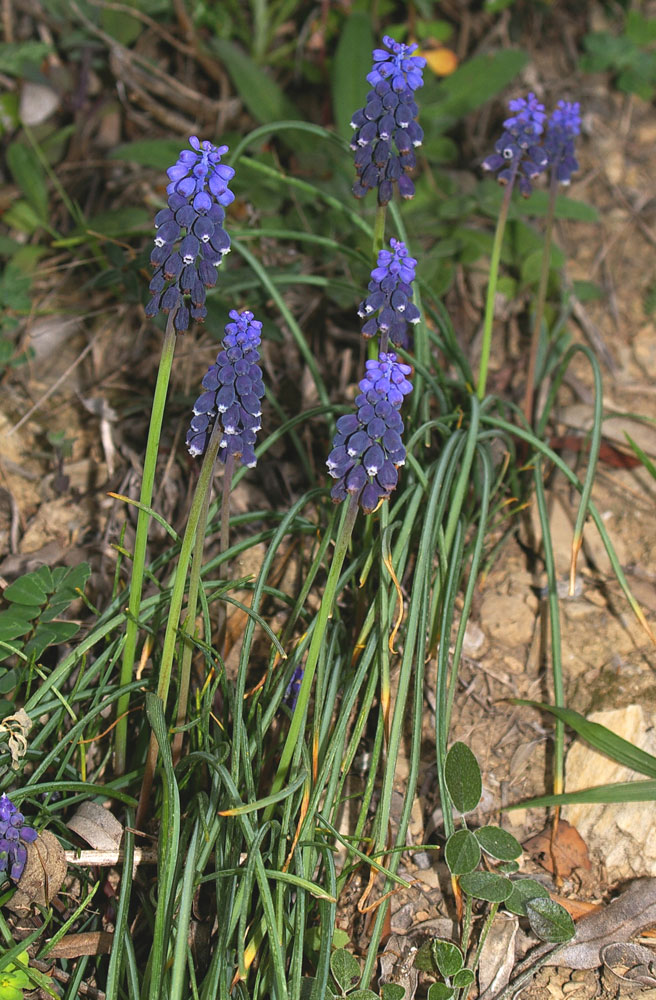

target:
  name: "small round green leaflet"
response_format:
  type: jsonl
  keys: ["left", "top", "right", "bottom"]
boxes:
{"left": 427, "top": 983, "right": 454, "bottom": 1000}
{"left": 452, "top": 969, "right": 475, "bottom": 989}
{"left": 526, "top": 897, "right": 575, "bottom": 943}
{"left": 458, "top": 871, "right": 513, "bottom": 903}
{"left": 444, "top": 741, "right": 482, "bottom": 813}
{"left": 431, "top": 939, "right": 463, "bottom": 978}
{"left": 445, "top": 828, "right": 481, "bottom": 875}
{"left": 381, "top": 984, "right": 405, "bottom": 1000}
{"left": 330, "top": 949, "right": 361, "bottom": 993}
{"left": 475, "top": 825, "right": 522, "bottom": 861}
{"left": 347, "top": 992, "right": 379, "bottom": 1000}
{"left": 505, "top": 877, "right": 550, "bottom": 916}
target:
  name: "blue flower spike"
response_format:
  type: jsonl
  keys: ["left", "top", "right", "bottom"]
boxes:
{"left": 350, "top": 35, "right": 426, "bottom": 205}
{"left": 146, "top": 137, "right": 235, "bottom": 332}
{"left": 186, "top": 309, "right": 265, "bottom": 468}
{"left": 544, "top": 100, "right": 581, "bottom": 185}
{"left": 0, "top": 792, "right": 37, "bottom": 882}
{"left": 358, "top": 238, "right": 420, "bottom": 349}
{"left": 482, "top": 92, "right": 549, "bottom": 197}
{"left": 327, "top": 353, "right": 413, "bottom": 514}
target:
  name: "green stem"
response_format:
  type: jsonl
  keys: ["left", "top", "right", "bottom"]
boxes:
{"left": 136, "top": 418, "right": 224, "bottom": 828}
{"left": 523, "top": 170, "right": 558, "bottom": 424}
{"left": 115, "top": 312, "right": 178, "bottom": 776}
{"left": 264, "top": 495, "right": 360, "bottom": 817}
{"left": 172, "top": 455, "right": 222, "bottom": 762}
{"left": 476, "top": 167, "right": 517, "bottom": 400}
{"left": 370, "top": 204, "right": 388, "bottom": 359}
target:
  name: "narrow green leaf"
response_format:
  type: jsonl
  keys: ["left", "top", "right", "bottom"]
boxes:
{"left": 624, "top": 432, "right": 656, "bottom": 480}
{"left": 332, "top": 12, "right": 374, "bottom": 141}
{"left": 444, "top": 829, "right": 480, "bottom": 875}
{"left": 6, "top": 143, "right": 48, "bottom": 223}
{"left": 458, "top": 871, "right": 512, "bottom": 903}
{"left": 425, "top": 50, "right": 529, "bottom": 119}
{"left": 330, "top": 949, "right": 361, "bottom": 993}
{"left": 475, "top": 825, "right": 522, "bottom": 861}
{"left": 445, "top": 741, "right": 482, "bottom": 813}
{"left": 506, "top": 779, "right": 656, "bottom": 808}
{"left": 526, "top": 897, "right": 575, "bottom": 943}
{"left": 431, "top": 939, "right": 463, "bottom": 978}
{"left": 211, "top": 38, "right": 298, "bottom": 124}
{"left": 514, "top": 701, "right": 656, "bottom": 778}
{"left": 505, "top": 878, "right": 550, "bottom": 917}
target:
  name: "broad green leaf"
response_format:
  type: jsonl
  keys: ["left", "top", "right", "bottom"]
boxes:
{"left": 3, "top": 570, "right": 49, "bottom": 606}
{"left": 6, "top": 143, "right": 48, "bottom": 223}
{"left": 452, "top": 969, "right": 475, "bottom": 988}
{"left": 24, "top": 621, "right": 79, "bottom": 659}
{"left": 0, "top": 668, "right": 19, "bottom": 694}
{"left": 475, "top": 826, "right": 522, "bottom": 861}
{"left": 498, "top": 860, "right": 520, "bottom": 874}
{"left": 348, "top": 991, "right": 379, "bottom": 1000}
{"left": 381, "top": 984, "right": 406, "bottom": 1000}
{"left": 444, "top": 829, "right": 480, "bottom": 875}
{"left": 101, "top": 4, "right": 142, "bottom": 45}
{"left": 211, "top": 38, "right": 298, "bottom": 124}
{"left": 526, "top": 897, "right": 575, "bottom": 943}
{"left": 330, "top": 948, "right": 361, "bottom": 993}
{"left": 425, "top": 49, "right": 529, "bottom": 120}
{"left": 572, "top": 279, "right": 604, "bottom": 302}
{"left": 0, "top": 610, "right": 36, "bottom": 641}
{"left": 505, "top": 878, "right": 550, "bottom": 917}
{"left": 431, "top": 939, "right": 463, "bottom": 978}
{"left": 524, "top": 191, "right": 599, "bottom": 222}
{"left": 0, "top": 41, "right": 52, "bottom": 77}
{"left": 458, "top": 871, "right": 512, "bottom": 903}
{"left": 109, "top": 139, "right": 188, "bottom": 169}
{"left": 514, "top": 701, "right": 656, "bottom": 778}
{"left": 332, "top": 12, "right": 374, "bottom": 141}
{"left": 427, "top": 983, "right": 454, "bottom": 1000}
{"left": 2, "top": 200, "right": 43, "bottom": 235}
{"left": 445, "top": 741, "right": 481, "bottom": 813}
{"left": 83, "top": 207, "right": 151, "bottom": 237}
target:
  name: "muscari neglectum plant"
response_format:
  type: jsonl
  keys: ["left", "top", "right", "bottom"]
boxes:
{"left": 11, "top": 24, "right": 656, "bottom": 1000}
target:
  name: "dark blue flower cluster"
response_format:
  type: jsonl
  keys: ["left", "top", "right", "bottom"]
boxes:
{"left": 544, "top": 100, "right": 581, "bottom": 186}
{"left": 0, "top": 792, "right": 37, "bottom": 882}
{"left": 327, "top": 353, "right": 412, "bottom": 513}
{"left": 482, "top": 92, "right": 549, "bottom": 197}
{"left": 186, "top": 310, "right": 264, "bottom": 468}
{"left": 146, "top": 137, "right": 235, "bottom": 332}
{"left": 358, "top": 238, "right": 420, "bottom": 349}
{"left": 350, "top": 36, "right": 426, "bottom": 205}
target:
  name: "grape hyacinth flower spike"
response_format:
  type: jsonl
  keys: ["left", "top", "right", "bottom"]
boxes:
{"left": 186, "top": 309, "right": 265, "bottom": 468}
{"left": 327, "top": 353, "right": 412, "bottom": 514}
{"left": 482, "top": 92, "right": 549, "bottom": 197}
{"left": 544, "top": 100, "right": 581, "bottom": 185}
{"left": 0, "top": 792, "right": 37, "bottom": 881}
{"left": 358, "top": 238, "right": 420, "bottom": 350}
{"left": 350, "top": 35, "right": 426, "bottom": 205}
{"left": 146, "top": 137, "right": 235, "bottom": 332}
